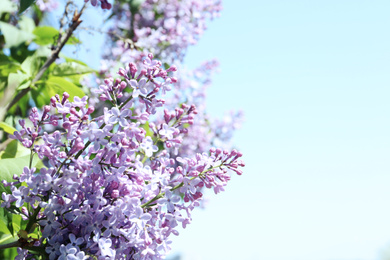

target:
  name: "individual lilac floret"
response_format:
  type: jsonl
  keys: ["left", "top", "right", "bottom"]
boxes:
{"left": 143, "top": 54, "right": 162, "bottom": 69}
{"left": 129, "top": 78, "right": 148, "bottom": 98}
{"left": 108, "top": 107, "right": 130, "bottom": 127}
{"left": 140, "top": 136, "right": 158, "bottom": 157}
{"left": 58, "top": 244, "right": 78, "bottom": 260}
{"left": 38, "top": 214, "right": 62, "bottom": 237}
{"left": 159, "top": 123, "right": 176, "bottom": 140}
{"left": 129, "top": 207, "right": 152, "bottom": 229}
{"left": 158, "top": 190, "right": 181, "bottom": 212}
{"left": 98, "top": 238, "right": 115, "bottom": 258}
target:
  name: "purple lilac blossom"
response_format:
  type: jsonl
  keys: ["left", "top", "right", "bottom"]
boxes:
{"left": 2, "top": 57, "right": 244, "bottom": 259}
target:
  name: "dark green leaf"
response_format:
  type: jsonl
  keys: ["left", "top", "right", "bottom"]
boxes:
{"left": 19, "top": 0, "right": 36, "bottom": 14}
{"left": 0, "top": 208, "right": 23, "bottom": 243}
{"left": 0, "top": 245, "right": 17, "bottom": 258}
{"left": 0, "top": 54, "right": 18, "bottom": 63}
{"left": 31, "top": 83, "right": 54, "bottom": 108}
{"left": 0, "top": 140, "right": 30, "bottom": 159}
{"left": 0, "top": 61, "right": 21, "bottom": 77}
{"left": 130, "top": 0, "right": 146, "bottom": 13}
{"left": 16, "top": 91, "right": 30, "bottom": 116}
{"left": 9, "top": 43, "right": 35, "bottom": 63}
{"left": 0, "top": 208, "right": 13, "bottom": 235}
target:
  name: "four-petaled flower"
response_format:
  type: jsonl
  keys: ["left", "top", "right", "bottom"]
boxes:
{"left": 129, "top": 207, "right": 152, "bottom": 229}
{"left": 108, "top": 107, "right": 130, "bottom": 127}
{"left": 129, "top": 78, "right": 148, "bottom": 98}
{"left": 140, "top": 136, "right": 158, "bottom": 157}
{"left": 158, "top": 190, "right": 181, "bottom": 212}
{"left": 159, "top": 123, "right": 176, "bottom": 140}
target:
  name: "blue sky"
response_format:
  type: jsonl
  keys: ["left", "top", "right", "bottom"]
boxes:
{"left": 168, "top": 1, "right": 390, "bottom": 259}
{"left": 66, "top": 1, "right": 390, "bottom": 259}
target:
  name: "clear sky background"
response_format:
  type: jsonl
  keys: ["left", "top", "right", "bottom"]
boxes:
{"left": 64, "top": 0, "right": 390, "bottom": 259}
{"left": 169, "top": 1, "right": 390, "bottom": 259}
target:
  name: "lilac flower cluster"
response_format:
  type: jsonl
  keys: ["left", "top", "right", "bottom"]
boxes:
{"left": 156, "top": 60, "right": 244, "bottom": 157}
{"left": 107, "top": 0, "right": 222, "bottom": 63}
{"left": 95, "top": 1, "right": 244, "bottom": 155}
{"left": 100, "top": 57, "right": 243, "bottom": 160}
{"left": 2, "top": 55, "right": 244, "bottom": 259}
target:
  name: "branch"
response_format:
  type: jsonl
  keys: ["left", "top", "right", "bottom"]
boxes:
{"left": 2, "top": 3, "right": 88, "bottom": 116}
{"left": 0, "top": 240, "right": 21, "bottom": 250}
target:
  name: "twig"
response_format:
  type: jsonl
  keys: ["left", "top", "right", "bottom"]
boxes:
{"left": 57, "top": 1, "right": 74, "bottom": 48}
{"left": 3, "top": 3, "right": 88, "bottom": 115}
{"left": 79, "top": 26, "right": 138, "bottom": 50}
{"left": 0, "top": 240, "right": 21, "bottom": 250}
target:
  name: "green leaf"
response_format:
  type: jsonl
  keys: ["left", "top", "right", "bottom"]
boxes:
{"left": 7, "top": 71, "right": 30, "bottom": 91}
{"left": 0, "top": 233, "right": 14, "bottom": 245}
{"left": 31, "top": 77, "right": 85, "bottom": 108}
{"left": 130, "top": 0, "right": 146, "bottom": 13}
{"left": 21, "top": 54, "right": 42, "bottom": 77}
{"left": 0, "top": 61, "right": 21, "bottom": 77}
{"left": 33, "top": 26, "right": 58, "bottom": 46}
{"left": 0, "top": 0, "right": 17, "bottom": 16}
{"left": 0, "top": 122, "right": 16, "bottom": 135}
{"left": 0, "top": 154, "right": 39, "bottom": 184}
{"left": 0, "top": 22, "right": 35, "bottom": 48}
{"left": 0, "top": 140, "right": 31, "bottom": 159}
{"left": 35, "top": 46, "right": 51, "bottom": 57}
{"left": 142, "top": 122, "right": 154, "bottom": 137}
{"left": 0, "top": 205, "right": 14, "bottom": 236}
{"left": 0, "top": 81, "right": 6, "bottom": 95}
{"left": 19, "top": 0, "right": 36, "bottom": 14}
{"left": 0, "top": 209, "right": 22, "bottom": 248}
{"left": 45, "top": 76, "right": 86, "bottom": 101}
{"left": 0, "top": 247, "right": 18, "bottom": 259}
{"left": 0, "top": 208, "right": 13, "bottom": 235}
{"left": 52, "top": 62, "right": 95, "bottom": 76}
{"left": 0, "top": 54, "right": 18, "bottom": 63}
{"left": 31, "top": 84, "right": 53, "bottom": 108}
{"left": 18, "top": 17, "right": 35, "bottom": 33}
{"left": 16, "top": 91, "right": 30, "bottom": 116}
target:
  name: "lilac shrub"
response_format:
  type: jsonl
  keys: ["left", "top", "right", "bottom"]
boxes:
{"left": 2, "top": 55, "right": 244, "bottom": 259}
{"left": 104, "top": 0, "right": 222, "bottom": 67}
